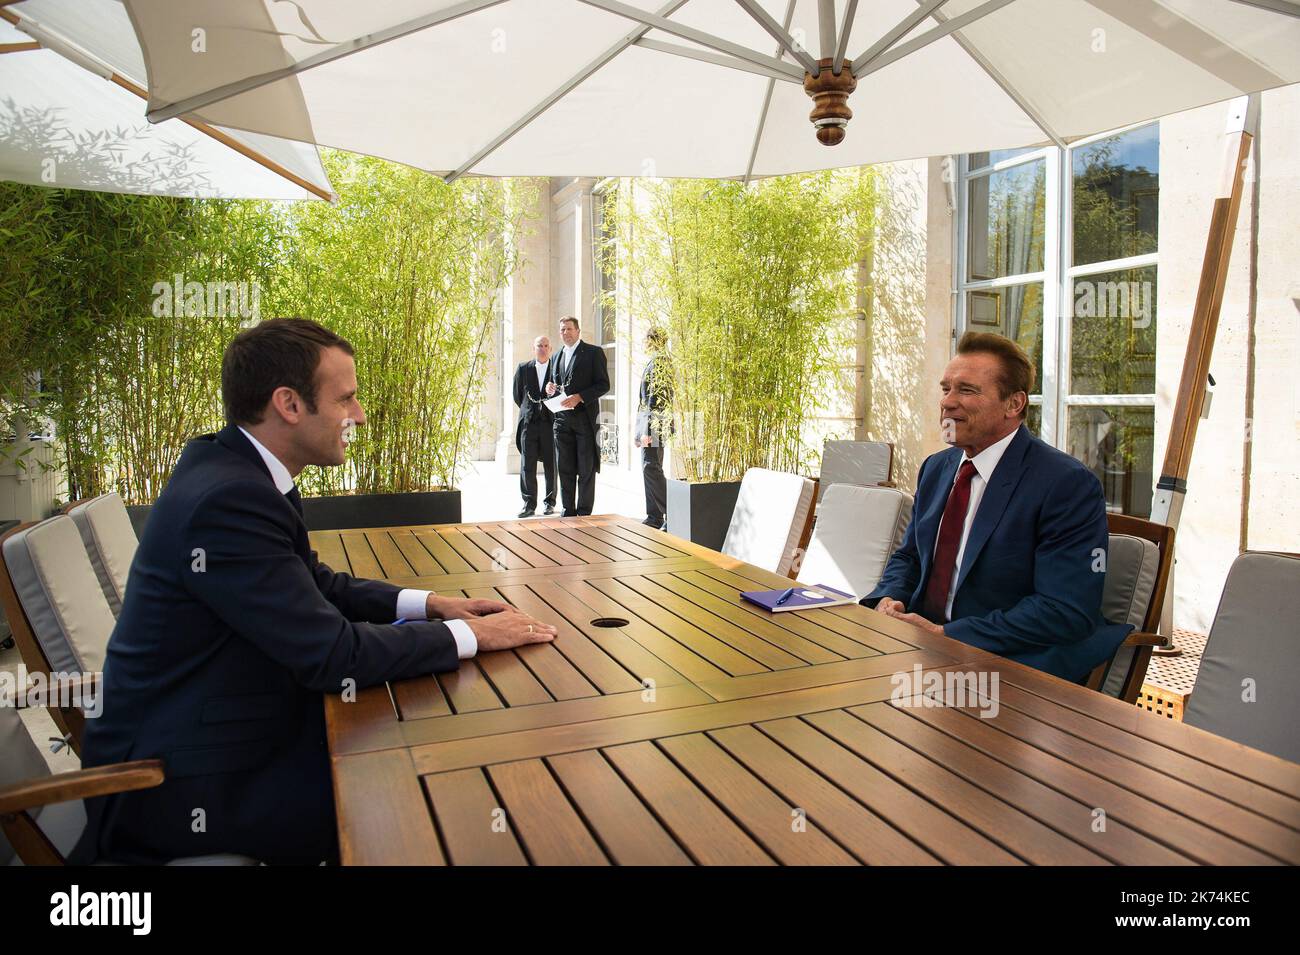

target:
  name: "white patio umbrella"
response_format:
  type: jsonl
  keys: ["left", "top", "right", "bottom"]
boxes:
{"left": 119, "top": 0, "right": 1300, "bottom": 181}
{"left": 0, "top": 0, "right": 333, "bottom": 199}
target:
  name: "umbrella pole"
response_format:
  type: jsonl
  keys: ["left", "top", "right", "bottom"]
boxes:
{"left": 1150, "top": 94, "right": 1257, "bottom": 646}
{"left": 0, "top": 7, "right": 333, "bottom": 201}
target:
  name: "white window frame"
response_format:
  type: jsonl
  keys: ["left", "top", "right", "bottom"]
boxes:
{"left": 956, "top": 121, "right": 1159, "bottom": 455}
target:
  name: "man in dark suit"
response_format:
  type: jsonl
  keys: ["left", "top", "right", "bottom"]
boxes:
{"left": 544, "top": 315, "right": 609, "bottom": 517}
{"left": 513, "top": 334, "right": 556, "bottom": 517}
{"left": 72, "top": 318, "right": 557, "bottom": 865}
{"left": 862, "top": 331, "right": 1130, "bottom": 682}
{"left": 634, "top": 327, "right": 671, "bottom": 530}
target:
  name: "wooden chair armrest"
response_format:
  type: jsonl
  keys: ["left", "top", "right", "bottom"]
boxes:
{"left": 1122, "top": 630, "right": 1168, "bottom": 648}
{"left": 0, "top": 759, "right": 164, "bottom": 815}
{"left": 876, "top": 480, "right": 897, "bottom": 488}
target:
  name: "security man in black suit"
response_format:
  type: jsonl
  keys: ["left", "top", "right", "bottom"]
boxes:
{"left": 544, "top": 315, "right": 610, "bottom": 517}
{"left": 512, "top": 334, "right": 557, "bottom": 517}
{"left": 71, "top": 318, "right": 557, "bottom": 865}
{"left": 634, "top": 327, "right": 672, "bottom": 530}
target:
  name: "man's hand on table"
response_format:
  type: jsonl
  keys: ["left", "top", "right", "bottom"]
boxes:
{"left": 873, "top": 597, "right": 945, "bottom": 637}
{"left": 427, "top": 595, "right": 509, "bottom": 620}
{"left": 425, "top": 594, "right": 557, "bottom": 651}
{"left": 464, "top": 609, "right": 557, "bottom": 651}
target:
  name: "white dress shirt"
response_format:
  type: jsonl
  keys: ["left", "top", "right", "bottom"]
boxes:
{"left": 237, "top": 427, "right": 476, "bottom": 658}
{"left": 557, "top": 342, "right": 578, "bottom": 383}
{"left": 934, "top": 427, "right": 1019, "bottom": 619}
{"left": 534, "top": 359, "right": 549, "bottom": 391}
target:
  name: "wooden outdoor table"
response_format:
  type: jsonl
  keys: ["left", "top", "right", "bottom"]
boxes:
{"left": 312, "top": 515, "right": 1300, "bottom": 866}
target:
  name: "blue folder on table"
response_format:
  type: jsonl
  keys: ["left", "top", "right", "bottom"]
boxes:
{"left": 740, "top": 584, "right": 857, "bottom": 613}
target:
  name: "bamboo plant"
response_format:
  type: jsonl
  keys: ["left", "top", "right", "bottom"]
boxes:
{"left": 604, "top": 169, "right": 878, "bottom": 483}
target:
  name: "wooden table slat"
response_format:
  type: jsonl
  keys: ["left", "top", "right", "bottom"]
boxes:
{"left": 546, "top": 750, "right": 693, "bottom": 865}
{"left": 856, "top": 699, "right": 1196, "bottom": 866}
{"left": 423, "top": 767, "right": 527, "bottom": 866}
{"left": 485, "top": 759, "right": 610, "bottom": 865}
{"left": 584, "top": 576, "right": 769, "bottom": 677}
{"left": 602, "top": 741, "right": 775, "bottom": 865}
{"left": 334, "top": 749, "right": 444, "bottom": 865}
{"left": 884, "top": 701, "right": 1282, "bottom": 865}
{"left": 339, "top": 532, "right": 384, "bottom": 579}
{"left": 389, "top": 529, "right": 445, "bottom": 576}
{"left": 412, "top": 528, "right": 474, "bottom": 574}
{"left": 310, "top": 531, "right": 351, "bottom": 574}
{"left": 365, "top": 530, "right": 416, "bottom": 578}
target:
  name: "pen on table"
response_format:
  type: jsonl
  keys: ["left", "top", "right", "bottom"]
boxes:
{"left": 774, "top": 587, "right": 795, "bottom": 607}
{"left": 393, "top": 618, "right": 408, "bottom": 626}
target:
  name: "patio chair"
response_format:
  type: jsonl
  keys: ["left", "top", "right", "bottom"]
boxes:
{"left": 1182, "top": 552, "right": 1300, "bottom": 763}
{"left": 796, "top": 484, "right": 914, "bottom": 598}
{"left": 0, "top": 683, "right": 257, "bottom": 865}
{"left": 818, "top": 440, "right": 894, "bottom": 502}
{"left": 65, "top": 492, "right": 137, "bottom": 618}
{"left": 720, "top": 468, "right": 816, "bottom": 576}
{"left": 0, "top": 516, "right": 117, "bottom": 755}
{"left": 1084, "top": 514, "right": 1174, "bottom": 703}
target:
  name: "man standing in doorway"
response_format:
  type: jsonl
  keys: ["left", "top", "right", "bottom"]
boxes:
{"left": 545, "top": 315, "right": 609, "bottom": 516}
{"left": 634, "top": 327, "right": 671, "bottom": 530}
{"left": 513, "top": 334, "right": 556, "bottom": 517}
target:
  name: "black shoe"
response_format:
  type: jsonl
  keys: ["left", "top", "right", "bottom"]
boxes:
{"left": 543, "top": 504, "right": 555, "bottom": 515}
{"left": 518, "top": 508, "right": 535, "bottom": 518}
{"left": 561, "top": 510, "right": 577, "bottom": 518}
{"left": 644, "top": 516, "right": 664, "bottom": 528}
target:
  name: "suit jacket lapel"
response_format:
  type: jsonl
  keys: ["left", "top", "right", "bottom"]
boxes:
{"left": 954, "top": 426, "right": 1032, "bottom": 595}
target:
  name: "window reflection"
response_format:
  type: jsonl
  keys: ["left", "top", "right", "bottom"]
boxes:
{"left": 967, "top": 160, "right": 1046, "bottom": 281}
{"left": 1067, "top": 406, "right": 1154, "bottom": 518}
{"left": 1070, "top": 266, "right": 1156, "bottom": 395}
{"left": 1072, "top": 124, "right": 1158, "bottom": 266}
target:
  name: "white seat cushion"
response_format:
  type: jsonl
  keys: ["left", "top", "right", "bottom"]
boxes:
{"left": 721, "top": 468, "right": 815, "bottom": 576}
{"left": 2, "top": 516, "right": 115, "bottom": 673}
{"left": 67, "top": 492, "right": 137, "bottom": 617}
{"left": 797, "top": 484, "right": 913, "bottom": 598}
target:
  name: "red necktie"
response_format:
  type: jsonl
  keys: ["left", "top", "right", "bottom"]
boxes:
{"left": 920, "top": 460, "right": 977, "bottom": 623}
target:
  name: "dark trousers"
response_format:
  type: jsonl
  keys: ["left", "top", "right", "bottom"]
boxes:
{"left": 520, "top": 421, "right": 556, "bottom": 511}
{"left": 642, "top": 442, "right": 667, "bottom": 527}
{"left": 554, "top": 411, "right": 597, "bottom": 516}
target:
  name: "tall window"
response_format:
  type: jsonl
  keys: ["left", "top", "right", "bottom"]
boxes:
{"left": 958, "top": 123, "right": 1158, "bottom": 517}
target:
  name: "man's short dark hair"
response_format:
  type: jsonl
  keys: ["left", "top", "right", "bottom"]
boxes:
{"left": 560, "top": 315, "right": 579, "bottom": 330}
{"left": 221, "top": 317, "right": 354, "bottom": 426}
{"left": 956, "top": 331, "right": 1034, "bottom": 418}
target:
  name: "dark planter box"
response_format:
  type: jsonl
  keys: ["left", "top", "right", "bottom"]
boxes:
{"left": 126, "top": 489, "right": 461, "bottom": 536}
{"left": 300, "top": 489, "right": 461, "bottom": 531}
{"left": 666, "top": 479, "right": 741, "bottom": 552}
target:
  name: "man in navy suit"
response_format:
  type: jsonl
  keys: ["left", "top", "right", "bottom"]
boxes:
{"left": 72, "top": 318, "right": 557, "bottom": 864}
{"left": 862, "top": 332, "right": 1130, "bottom": 682}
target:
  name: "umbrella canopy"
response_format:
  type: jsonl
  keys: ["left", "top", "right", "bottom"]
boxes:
{"left": 121, "top": 0, "right": 1300, "bottom": 181}
{"left": 0, "top": 0, "right": 333, "bottom": 198}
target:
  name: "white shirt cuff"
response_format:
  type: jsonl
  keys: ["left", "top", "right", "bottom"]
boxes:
{"left": 395, "top": 589, "right": 477, "bottom": 659}
{"left": 395, "top": 589, "right": 431, "bottom": 621}
{"left": 444, "top": 619, "right": 478, "bottom": 660}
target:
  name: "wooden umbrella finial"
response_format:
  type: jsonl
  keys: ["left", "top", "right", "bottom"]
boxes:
{"left": 803, "top": 58, "right": 856, "bottom": 146}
